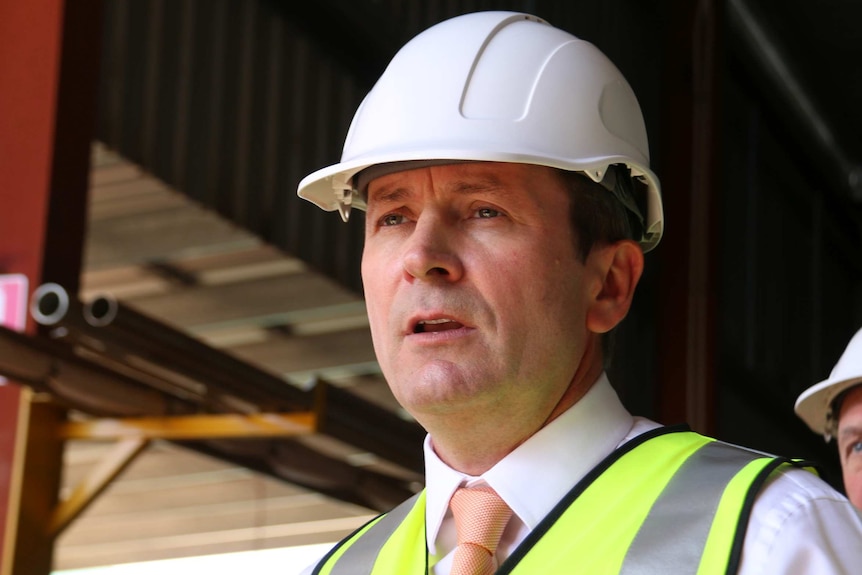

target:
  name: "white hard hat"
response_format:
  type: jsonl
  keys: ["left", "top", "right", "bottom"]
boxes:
{"left": 297, "top": 11, "right": 664, "bottom": 251}
{"left": 795, "top": 327, "right": 862, "bottom": 439}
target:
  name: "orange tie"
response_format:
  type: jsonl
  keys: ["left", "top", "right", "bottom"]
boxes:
{"left": 449, "top": 486, "right": 513, "bottom": 575}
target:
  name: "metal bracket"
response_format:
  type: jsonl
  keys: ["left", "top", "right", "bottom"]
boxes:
{"left": 48, "top": 411, "right": 317, "bottom": 537}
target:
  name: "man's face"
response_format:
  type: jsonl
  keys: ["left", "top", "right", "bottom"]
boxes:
{"left": 361, "top": 162, "right": 599, "bottom": 431}
{"left": 838, "top": 385, "right": 862, "bottom": 509}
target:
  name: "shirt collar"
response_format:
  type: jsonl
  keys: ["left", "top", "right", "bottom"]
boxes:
{"left": 423, "top": 372, "right": 633, "bottom": 552}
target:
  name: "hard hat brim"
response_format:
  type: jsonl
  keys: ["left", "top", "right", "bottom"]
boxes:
{"left": 795, "top": 374, "right": 862, "bottom": 437}
{"left": 297, "top": 151, "right": 664, "bottom": 252}
{"left": 795, "top": 327, "right": 862, "bottom": 438}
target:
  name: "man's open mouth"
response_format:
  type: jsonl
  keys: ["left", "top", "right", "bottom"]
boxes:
{"left": 414, "top": 318, "right": 464, "bottom": 334}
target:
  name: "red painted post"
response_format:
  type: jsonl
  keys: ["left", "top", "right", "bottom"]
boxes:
{"left": 0, "top": 1, "right": 64, "bottom": 571}
{"left": 0, "top": 0, "right": 102, "bottom": 572}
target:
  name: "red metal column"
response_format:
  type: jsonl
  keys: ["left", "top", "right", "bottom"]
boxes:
{"left": 656, "top": 0, "right": 723, "bottom": 434}
{"left": 0, "top": 0, "right": 102, "bottom": 573}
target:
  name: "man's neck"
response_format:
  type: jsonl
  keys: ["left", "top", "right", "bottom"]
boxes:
{"left": 428, "top": 346, "right": 605, "bottom": 476}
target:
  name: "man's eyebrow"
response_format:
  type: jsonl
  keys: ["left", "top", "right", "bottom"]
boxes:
{"left": 839, "top": 425, "right": 862, "bottom": 440}
{"left": 446, "top": 173, "right": 508, "bottom": 195}
{"left": 367, "top": 184, "right": 411, "bottom": 205}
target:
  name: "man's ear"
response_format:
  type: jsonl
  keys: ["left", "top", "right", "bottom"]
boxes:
{"left": 585, "top": 240, "right": 644, "bottom": 334}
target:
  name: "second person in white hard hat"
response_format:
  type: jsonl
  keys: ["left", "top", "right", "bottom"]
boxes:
{"left": 796, "top": 326, "right": 862, "bottom": 509}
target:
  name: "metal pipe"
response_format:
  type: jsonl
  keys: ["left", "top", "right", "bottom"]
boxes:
{"left": 29, "top": 284, "right": 426, "bottom": 478}
{"left": 29, "top": 282, "right": 71, "bottom": 326}
{"left": 82, "top": 292, "right": 310, "bottom": 411}
{"left": 81, "top": 292, "right": 427, "bottom": 474}
{"left": 29, "top": 284, "right": 309, "bottom": 412}
{"left": 0, "top": 326, "right": 417, "bottom": 511}
{"left": 0, "top": 325, "right": 170, "bottom": 416}
{"left": 30, "top": 285, "right": 244, "bottom": 411}
{"left": 315, "top": 380, "right": 425, "bottom": 474}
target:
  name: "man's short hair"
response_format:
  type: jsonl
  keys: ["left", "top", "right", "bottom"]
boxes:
{"left": 557, "top": 168, "right": 640, "bottom": 365}
{"left": 557, "top": 168, "right": 638, "bottom": 261}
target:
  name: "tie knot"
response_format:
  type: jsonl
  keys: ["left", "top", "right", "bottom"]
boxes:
{"left": 450, "top": 486, "right": 513, "bottom": 553}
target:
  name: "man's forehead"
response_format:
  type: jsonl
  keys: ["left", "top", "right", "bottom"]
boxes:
{"left": 840, "top": 386, "right": 862, "bottom": 418}
{"left": 371, "top": 164, "right": 498, "bottom": 191}
{"left": 365, "top": 161, "right": 554, "bottom": 197}
{"left": 356, "top": 160, "right": 460, "bottom": 195}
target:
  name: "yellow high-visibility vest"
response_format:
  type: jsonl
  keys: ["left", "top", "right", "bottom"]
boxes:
{"left": 313, "top": 427, "right": 814, "bottom": 575}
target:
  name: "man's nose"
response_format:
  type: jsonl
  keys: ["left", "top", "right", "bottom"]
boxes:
{"left": 401, "top": 215, "right": 464, "bottom": 282}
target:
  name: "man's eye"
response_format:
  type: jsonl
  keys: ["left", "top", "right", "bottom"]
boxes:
{"left": 852, "top": 442, "right": 862, "bottom": 454}
{"left": 475, "top": 207, "right": 501, "bottom": 219}
{"left": 380, "top": 214, "right": 405, "bottom": 226}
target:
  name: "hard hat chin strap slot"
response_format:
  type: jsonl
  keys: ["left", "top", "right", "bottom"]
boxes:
{"left": 824, "top": 408, "right": 837, "bottom": 442}
{"left": 336, "top": 187, "right": 353, "bottom": 223}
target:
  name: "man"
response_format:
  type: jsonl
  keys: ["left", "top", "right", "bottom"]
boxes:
{"left": 795, "top": 327, "right": 862, "bottom": 509}
{"left": 297, "top": 11, "right": 862, "bottom": 574}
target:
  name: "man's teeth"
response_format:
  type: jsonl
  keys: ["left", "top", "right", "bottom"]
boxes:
{"left": 416, "top": 319, "right": 455, "bottom": 333}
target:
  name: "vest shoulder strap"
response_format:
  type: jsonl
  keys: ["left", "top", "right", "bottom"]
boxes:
{"left": 502, "top": 429, "right": 794, "bottom": 575}
{"left": 619, "top": 440, "right": 789, "bottom": 575}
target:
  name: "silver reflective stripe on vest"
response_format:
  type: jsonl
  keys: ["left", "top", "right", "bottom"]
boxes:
{"left": 327, "top": 492, "right": 422, "bottom": 575}
{"left": 619, "top": 441, "right": 761, "bottom": 575}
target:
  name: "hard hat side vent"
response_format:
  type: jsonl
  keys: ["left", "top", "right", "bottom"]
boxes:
{"left": 461, "top": 17, "right": 562, "bottom": 121}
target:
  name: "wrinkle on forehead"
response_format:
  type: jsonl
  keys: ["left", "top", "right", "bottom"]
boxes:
{"left": 366, "top": 162, "right": 543, "bottom": 207}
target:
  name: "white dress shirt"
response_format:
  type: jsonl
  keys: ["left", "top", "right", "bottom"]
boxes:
{"left": 302, "top": 373, "right": 862, "bottom": 574}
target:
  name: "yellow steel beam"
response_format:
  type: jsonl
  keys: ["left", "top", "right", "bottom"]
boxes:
{"left": 12, "top": 394, "right": 66, "bottom": 575}
{"left": 60, "top": 411, "right": 317, "bottom": 440}
{"left": 48, "top": 437, "right": 148, "bottom": 537}
{"left": 48, "top": 412, "right": 316, "bottom": 536}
